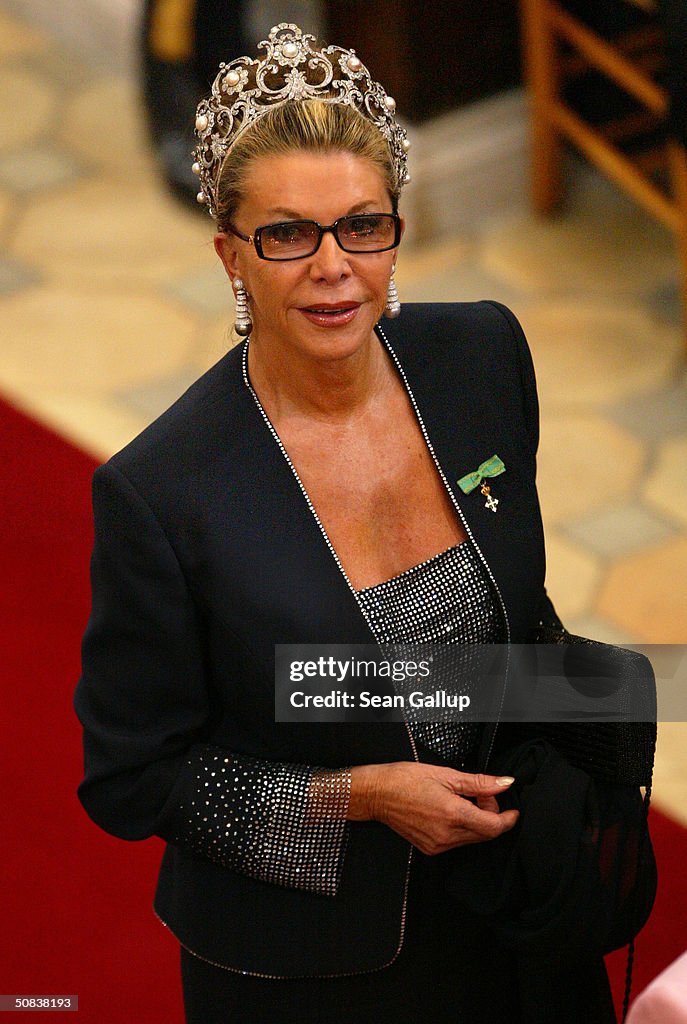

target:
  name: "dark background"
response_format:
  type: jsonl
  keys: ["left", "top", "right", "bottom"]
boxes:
{"left": 326, "top": 0, "right": 522, "bottom": 122}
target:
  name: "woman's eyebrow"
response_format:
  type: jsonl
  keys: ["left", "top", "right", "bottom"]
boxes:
{"left": 346, "top": 200, "right": 378, "bottom": 214}
{"left": 266, "top": 207, "right": 303, "bottom": 219}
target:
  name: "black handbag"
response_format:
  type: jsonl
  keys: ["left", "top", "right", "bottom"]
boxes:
{"left": 469, "top": 627, "right": 658, "bottom": 1023}
{"left": 513, "top": 625, "right": 657, "bottom": 789}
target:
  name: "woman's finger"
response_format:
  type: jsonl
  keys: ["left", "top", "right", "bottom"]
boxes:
{"left": 447, "top": 772, "right": 515, "bottom": 797}
{"left": 451, "top": 800, "right": 519, "bottom": 839}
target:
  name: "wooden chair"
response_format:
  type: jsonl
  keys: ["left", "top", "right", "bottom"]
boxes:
{"left": 520, "top": 0, "right": 687, "bottom": 349}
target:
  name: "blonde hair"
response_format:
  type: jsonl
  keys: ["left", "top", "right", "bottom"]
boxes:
{"left": 215, "top": 100, "right": 400, "bottom": 231}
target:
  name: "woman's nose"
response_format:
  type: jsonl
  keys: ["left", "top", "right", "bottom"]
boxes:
{"left": 308, "top": 230, "right": 352, "bottom": 282}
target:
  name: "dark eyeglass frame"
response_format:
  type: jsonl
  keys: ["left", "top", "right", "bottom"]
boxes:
{"left": 225, "top": 213, "right": 402, "bottom": 261}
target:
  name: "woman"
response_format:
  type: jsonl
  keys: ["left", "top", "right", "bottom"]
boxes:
{"left": 74, "top": 24, "right": 650, "bottom": 1023}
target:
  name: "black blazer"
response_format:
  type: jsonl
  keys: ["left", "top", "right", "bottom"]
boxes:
{"left": 75, "top": 301, "right": 550, "bottom": 977}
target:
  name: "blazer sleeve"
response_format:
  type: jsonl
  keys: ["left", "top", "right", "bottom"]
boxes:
{"left": 485, "top": 301, "right": 564, "bottom": 632}
{"left": 74, "top": 460, "right": 351, "bottom": 896}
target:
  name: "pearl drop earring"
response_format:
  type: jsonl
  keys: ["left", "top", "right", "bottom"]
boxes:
{"left": 384, "top": 267, "right": 401, "bottom": 318}
{"left": 233, "top": 277, "right": 253, "bottom": 336}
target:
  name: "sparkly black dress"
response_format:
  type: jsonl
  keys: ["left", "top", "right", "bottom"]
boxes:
{"left": 181, "top": 540, "right": 531, "bottom": 1024}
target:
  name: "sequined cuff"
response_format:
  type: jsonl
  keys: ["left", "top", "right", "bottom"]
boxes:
{"left": 169, "top": 748, "right": 352, "bottom": 896}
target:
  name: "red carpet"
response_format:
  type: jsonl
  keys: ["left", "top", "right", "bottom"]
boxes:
{"left": 1, "top": 394, "right": 685, "bottom": 1022}
{"left": 0, "top": 398, "right": 181, "bottom": 1023}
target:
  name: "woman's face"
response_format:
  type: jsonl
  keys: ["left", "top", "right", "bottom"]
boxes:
{"left": 214, "top": 151, "right": 404, "bottom": 364}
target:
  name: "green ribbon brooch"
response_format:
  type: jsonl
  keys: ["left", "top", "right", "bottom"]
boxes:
{"left": 457, "top": 454, "right": 505, "bottom": 512}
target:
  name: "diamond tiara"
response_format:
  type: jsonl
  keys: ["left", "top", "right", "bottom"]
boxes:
{"left": 192, "top": 23, "right": 411, "bottom": 220}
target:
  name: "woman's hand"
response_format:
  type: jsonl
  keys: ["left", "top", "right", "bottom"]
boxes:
{"left": 348, "top": 762, "right": 519, "bottom": 855}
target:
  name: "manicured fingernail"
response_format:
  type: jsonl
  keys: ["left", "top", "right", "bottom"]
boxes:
{"left": 495, "top": 776, "right": 514, "bottom": 786}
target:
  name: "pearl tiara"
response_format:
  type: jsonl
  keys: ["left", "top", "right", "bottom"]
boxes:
{"left": 192, "top": 23, "right": 411, "bottom": 220}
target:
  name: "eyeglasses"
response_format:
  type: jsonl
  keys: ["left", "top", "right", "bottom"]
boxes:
{"left": 226, "top": 213, "right": 401, "bottom": 261}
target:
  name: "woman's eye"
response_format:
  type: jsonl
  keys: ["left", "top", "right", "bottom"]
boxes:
{"left": 269, "top": 223, "right": 306, "bottom": 244}
{"left": 347, "top": 217, "right": 379, "bottom": 235}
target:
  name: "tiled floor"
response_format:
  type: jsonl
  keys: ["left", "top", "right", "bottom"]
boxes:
{"left": 2, "top": 10, "right": 686, "bottom": 819}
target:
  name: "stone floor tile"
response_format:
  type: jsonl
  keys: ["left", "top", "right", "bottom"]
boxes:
{"left": 597, "top": 537, "right": 687, "bottom": 643}
{"left": 0, "top": 10, "right": 49, "bottom": 59}
{"left": 563, "top": 613, "right": 638, "bottom": 646}
{"left": 114, "top": 366, "right": 206, "bottom": 422}
{"left": 642, "top": 436, "right": 687, "bottom": 530}
{"left": 0, "top": 147, "right": 84, "bottom": 193}
{"left": 0, "top": 188, "right": 12, "bottom": 223}
{"left": 400, "top": 255, "right": 526, "bottom": 307}
{"left": 561, "top": 503, "right": 679, "bottom": 560}
{"left": 10, "top": 178, "right": 210, "bottom": 287}
{"left": 542, "top": 532, "right": 600, "bottom": 621}
{"left": 396, "top": 237, "right": 471, "bottom": 282}
{"left": 652, "top": 782, "right": 687, "bottom": 828}
{"left": 0, "top": 285, "right": 200, "bottom": 395}
{"left": 536, "top": 413, "right": 645, "bottom": 526}
{"left": 606, "top": 379, "right": 687, "bottom": 443}
{"left": 19, "top": 45, "right": 94, "bottom": 90}
{"left": 517, "top": 302, "right": 680, "bottom": 407}
{"left": 191, "top": 316, "right": 237, "bottom": 372}
{"left": 166, "top": 263, "right": 232, "bottom": 318}
{"left": 59, "top": 76, "right": 161, "bottom": 182}
{"left": 647, "top": 646, "right": 687, "bottom": 727}
{"left": 568, "top": 157, "right": 677, "bottom": 243}
{"left": 0, "top": 64, "right": 56, "bottom": 149}
{"left": 0, "top": 257, "right": 40, "bottom": 296}
{"left": 644, "top": 280, "right": 682, "bottom": 329}
{"left": 653, "top": 722, "right": 687, "bottom": 827}
{"left": 479, "top": 198, "right": 676, "bottom": 300}
{"left": 409, "top": 166, "right": 528, "bottom": 246}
